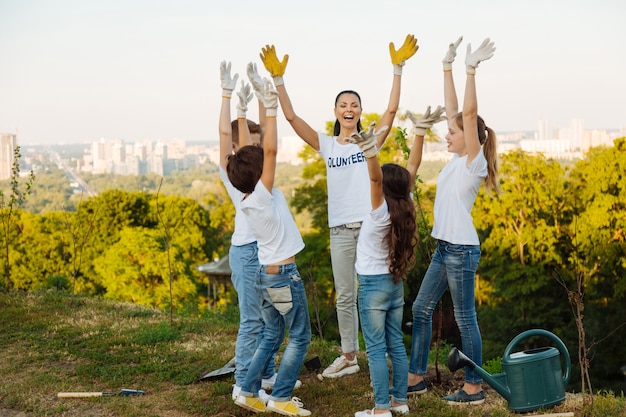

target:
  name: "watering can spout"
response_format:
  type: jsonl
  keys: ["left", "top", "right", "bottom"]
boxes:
{"left": 447, "top": 347, "right": 512, "bottom": 401}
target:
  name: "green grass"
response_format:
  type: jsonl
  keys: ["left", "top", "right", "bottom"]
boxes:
{"left": 0, "top": 290, "right": 623, "bottom": 416}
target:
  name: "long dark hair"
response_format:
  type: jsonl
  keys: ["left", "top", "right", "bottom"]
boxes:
{"left": 381, "top": 163, "right": 417, "bottom": 281}
{"left": 333, "top": 90, "right": 363, "bottom": 136}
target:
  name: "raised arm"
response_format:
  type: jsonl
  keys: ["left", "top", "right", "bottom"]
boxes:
{"left": 235, "top": 81, "right": 254, "bottom": 147}
{"left": 257, "top": 78, "right": 279, "bottom": 193}
{"left": 259, "top": 45, "right": 319, "bottom": 150}
{"left": 246, "top": 62, "right": 266, "bottom": 140}
{"left": 345, "top": 123, "right": 388, "bottom": 210}
{"left": 219, "top": 61, "right": 238, "bottom": 171}
{"left": 442, "top": 36, "right": 463, "bottom": 120}
{"left": 405, "top": 105, "right": 446, "bottom": 189}
{"left": 463, "top": 38, "right": 495, "bottom": 163}
{"left": 378, "top": 34, "right": 419, "bottom": 148}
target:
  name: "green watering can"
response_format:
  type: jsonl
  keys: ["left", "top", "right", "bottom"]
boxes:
{"left": 447, "top": 329, "right": 571, "bottom": 412}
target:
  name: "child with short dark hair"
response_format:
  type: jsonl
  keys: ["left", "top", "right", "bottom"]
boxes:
{"left": 227, "top": 64, "right": 312, "bottom": 417}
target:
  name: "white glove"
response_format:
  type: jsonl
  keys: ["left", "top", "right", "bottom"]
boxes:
{"left": 220, "top": 60, "right": 239, "bottom": 98}
{"left": 246, "top": 62, "right": 265, "bottom": 97}
{"left": 442, "top": 36, "right": 463, "bottom": 71}
{"left": 345, "top": 122, "right": 388, "bottom": 159}
{"left": 406, "top": 105, "right": 446, "bottom": 137}
{"left": 389, "top": 34, "right": 419, "bottom": 76}
{"left": 465, "top": 38, "right": 496, "bottom": 75}
{"left": 258, "top": 78, "right": 279, "bottom": 117}
{"left": 236, "top": 81, "right": 253, "bottom": 119}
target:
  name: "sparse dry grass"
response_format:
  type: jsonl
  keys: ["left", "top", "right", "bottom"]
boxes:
{"left": 0, "top": 290, "right": 623, "bottom": 416}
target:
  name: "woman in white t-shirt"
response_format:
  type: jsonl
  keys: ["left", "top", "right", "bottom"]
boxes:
{"left": 407, "top": 37, "right": 500, "bottom": 406}
{"left": 257, "top": 36, "right": 418, "bottom": 378}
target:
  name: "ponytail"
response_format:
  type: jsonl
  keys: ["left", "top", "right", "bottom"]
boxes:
{"left": 453, "top": 113, "right": 500, "bottom": 194}
{"left": 482, "top": 125, "right": 500, "bottom": 194}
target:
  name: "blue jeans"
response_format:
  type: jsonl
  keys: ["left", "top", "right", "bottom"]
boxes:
{"left": 241, "top": 263, "right": 311, "bottom": 401}
{"left": 409, "top": 240, "right": 483, "bottom": 384}
{"left": 330, "top": 225, "right": 360, "bottom": 353}
{"left": 358, "top": 273, "right": 408, "bottom": 410}
{"left": 229, "top": 243, "right": 275, "bottom": 386}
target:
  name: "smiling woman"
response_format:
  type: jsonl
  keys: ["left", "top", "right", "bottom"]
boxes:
{"left": 257, "top": 36, "right": 419, "bottom": 383}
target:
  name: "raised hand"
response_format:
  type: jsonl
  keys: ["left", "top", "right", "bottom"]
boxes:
{"left": 258, "top": 78, "right": 279, "bottom": 117}
{"left": 345, "top": 122, "right": 389, "bottom": 159}
{"left": 220, "top": 60, "right": 239, "bottom": 97}
{"left": 406, "top": 105, "right": 446, "bottom": 137}
{"left": 389, "top": 34, "right": 419, "bottom": 75}
{"left": 465, "top": 38, "right": 496, "bottom": 75}
{"left": 236, "top": 81, "right": 253, "bottom": 119}
{"left": 246, "top": 62, "right": 265, "bottom": 97}
{"left": 259, "top": 44, "right": 289, "bottom": 86}
{"left": 442, "top": 36, "right": 463, "bottom": 71}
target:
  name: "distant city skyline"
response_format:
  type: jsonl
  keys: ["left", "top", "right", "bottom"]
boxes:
{"left": 1, "top": 1, "right": 624, "bottom": 145}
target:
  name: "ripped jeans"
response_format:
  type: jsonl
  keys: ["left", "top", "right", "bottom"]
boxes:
{"left": 240, "top": 263, "right": 311, "bottom": 402}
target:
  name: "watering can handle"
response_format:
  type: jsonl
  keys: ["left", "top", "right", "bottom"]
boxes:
{"left": 503, "top": 329, "right": 571, "bottom": 386}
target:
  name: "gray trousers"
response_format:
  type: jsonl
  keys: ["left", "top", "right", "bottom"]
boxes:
{"left": 329, "top": 224, "right": 361, "bottom": 353}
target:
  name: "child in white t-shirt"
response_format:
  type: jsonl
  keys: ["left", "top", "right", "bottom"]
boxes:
{"left": 347, "top": 106, "right": 445, "bottom": 417}
{"left": 227, "top": 65, "right": 312, "bottom": 417}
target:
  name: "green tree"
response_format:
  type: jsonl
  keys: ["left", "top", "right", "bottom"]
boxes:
{"left": 10, "top": 211, "right": 68, "bottom": 290}
{"left": 77, "top": 189, "right": 154, "bottom": 293}
{"left": 473, "top": 150, "right": 573, "bottom": 357}
{"left": 93, "top": 227, "right": 197, "bottom": 309}
{"left": 154, "top": 179, "right": 207, "bottom": 324}
{"left": 61, "top": 194, "right": 100, "bottom": 302}
{"left": 0, "top": 146, "right": 35, "bottom": 291}
{"left": 566, "top": 137, "right": 626, "bottom": 392}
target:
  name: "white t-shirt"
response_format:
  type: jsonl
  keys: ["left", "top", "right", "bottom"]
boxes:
{"left": 355, "top": 201, "right": 391, "bottom": 275}
{"left": 240, "top": 181, "right": 305, "bottom": 265}
{"left": 219, "top": 166, "right": 256, "bottom": 246}
{"left": 318, "top": 133, "right": 371, "bottom": 228}
{"left": 431, "top": 150, "right": 488, "bottom": 245}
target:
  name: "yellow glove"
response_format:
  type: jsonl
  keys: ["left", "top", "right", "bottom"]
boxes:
{"left": 389, "top": 34, "right": 418, "bottom": 75}
{"left": 259, "top": 44, "right": 289, "bottom": 86}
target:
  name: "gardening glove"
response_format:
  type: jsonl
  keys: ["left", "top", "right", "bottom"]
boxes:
{"left": 236, "top": 81, "right": 253, "bottom": 119}
{"left": 406, "top": 105, "right": 446, "bottom": 137}
{"left": 258, "top": 78, "right": 279, "bottom": 117}
{"left": 220, "top": 60, "right": 239, "bottom": 98}
{"left": 259, "top": 44, "right": 289, "bottom": 87}
{"left": 465, "top": 38, "right": 496, "bottom": 75}
{"left": 389, "top": 34, "right": 418, "bottom": 75}
{"left": 345, "top": 122, "right": 388, "bottom": 159}
{"left": 442, "top": 36, "right": 463, "bottom": 71}
{"left": 246, "top": 62, "right": 265, "bottom": 98}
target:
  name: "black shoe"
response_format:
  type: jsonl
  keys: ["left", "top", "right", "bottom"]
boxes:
{"left": 442, "top": 389, "right": 485, "bottom": 405}
{"left": 407, "top": 380, "right": 427, "bottom": 396}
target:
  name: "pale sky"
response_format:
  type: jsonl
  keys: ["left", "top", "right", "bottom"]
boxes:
{"left": 1, "top": 0, "right": 624, "bottom": 145}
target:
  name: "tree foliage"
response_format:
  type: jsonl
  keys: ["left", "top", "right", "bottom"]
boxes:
{"left": 0, "top": 146, "right": 36, "bottom": 291}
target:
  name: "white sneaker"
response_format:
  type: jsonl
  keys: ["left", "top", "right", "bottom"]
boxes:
{"left": 231, "top": 385, "right": 241, "bottom": 401}
{"left": 258, "top": 388, "right": 270, "bottom": 403}
{"left": 232, "top": 384, "right": 271, "bottom": 403}
{"left": 235, "top": 394, "right": 266, "bottom": 413}
{"left": 322, "top": 355, "right": 360, "bottom": 378}
{"left": 262, "top": 373, "right": 302, "bottom": 390}
{"left": 390, "top": 404, "right": 409, "bottom": 414}
{"left": 354, "top": 409, "right": 391, "bottom": 417}
{"left": 266, "top": 397, "right": 311, "bottom": 416}
{"left": 261, "top": 373, "right": 277, "bottom": 390}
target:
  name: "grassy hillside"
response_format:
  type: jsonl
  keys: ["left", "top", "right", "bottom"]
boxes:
{"left": 0, "top": 291, "right": 623, "bottom": 416}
